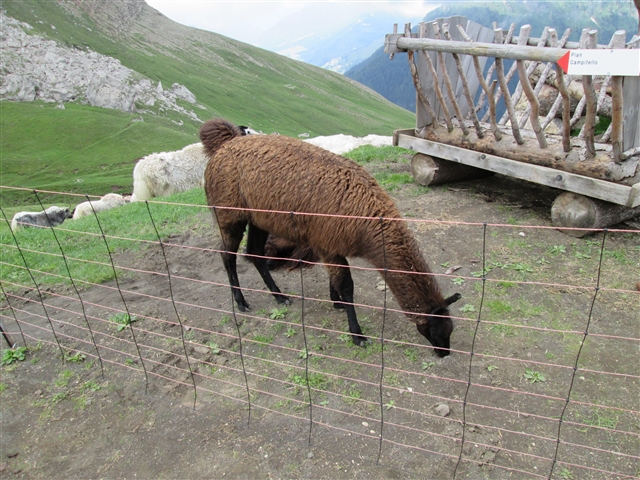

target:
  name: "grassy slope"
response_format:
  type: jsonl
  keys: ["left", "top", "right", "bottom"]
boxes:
{"left": 1, "top": 0, "right": 414, "bottom": 205}
{"left": 1, "top": 102, "right": 197, "bottom": 205}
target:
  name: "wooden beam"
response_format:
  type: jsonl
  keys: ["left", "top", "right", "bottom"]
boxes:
{"left": 396, "top": 132, "right": 639, "bottom": 207}
{"left": 389, "top": 35, "right": 568, "bottom": 62}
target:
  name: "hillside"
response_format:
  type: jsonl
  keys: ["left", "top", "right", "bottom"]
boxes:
{"left": 346, "top": 0, "right": 640, "bottom": 112}
{"left": 0, "top": 0, "right": 414, "bottom": 205}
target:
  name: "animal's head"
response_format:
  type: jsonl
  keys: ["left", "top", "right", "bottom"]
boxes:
{"left": 238, "top": 125, "right": 260, "bottom": 135}
{"left": 416, "top": 293, "right": 461, "bottom": 357}
{"left": 46, "top": 206, "right": 73, "bottom": 219}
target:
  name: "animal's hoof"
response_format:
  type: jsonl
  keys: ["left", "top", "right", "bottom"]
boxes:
{"left": 237, "top": 302, "right": 251, "bottom": 312}
{"left": 352, "top": 335, "right": 370, "bottom": 347}
{"left": 276, "top": 295, "right": 291, "bottom": 306}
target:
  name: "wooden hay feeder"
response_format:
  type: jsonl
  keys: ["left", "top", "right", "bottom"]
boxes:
{"left": 385, "top": 18, "right": 640, "bottom": 236}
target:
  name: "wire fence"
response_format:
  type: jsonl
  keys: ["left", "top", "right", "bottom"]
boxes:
{"left": 1, "top": 186, "right": 639, "bottom": 479}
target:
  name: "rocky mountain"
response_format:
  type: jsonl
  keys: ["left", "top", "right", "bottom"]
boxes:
{"left": 0, "top": 0, "right": 413, "bottom": 137}
{"left": 0, "top": 11, "right": 202, "bottom": 122}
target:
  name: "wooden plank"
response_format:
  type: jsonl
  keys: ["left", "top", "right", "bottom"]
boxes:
{"left": 393, "top": 35, "right": 567, "bottom": 63}
{"left": 396, "top": 133, "right": 638, "bottom": 207}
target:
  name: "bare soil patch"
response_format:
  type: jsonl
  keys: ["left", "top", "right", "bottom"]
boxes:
{"left": 2, "top": 174, "right": 639, "bottom": 479}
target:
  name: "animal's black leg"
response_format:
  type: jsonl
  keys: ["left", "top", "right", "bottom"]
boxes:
{"left": 325, "top": 257, "right": 366, "bottom": 346}
{"left": 220, "top": 222, "right": 250, "bottom": 311}
{"left": 246, "top": 224, "right": 291, "bottom": 306}
{"left": 329, "top": 280, "right": 345, "bottom": 309}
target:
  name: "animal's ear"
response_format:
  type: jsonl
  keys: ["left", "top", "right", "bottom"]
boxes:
{"left": 238, "top": 125, "right": 249, "bottom": 135}
{"left": 444, "top": 293, "right": 462, "bottom": 306}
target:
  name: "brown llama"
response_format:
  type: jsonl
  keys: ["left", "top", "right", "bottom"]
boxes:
{"left": 201, "top": 118, "right": 461, "bottom": 357}
{"left": 264, "top": 235, "right": 319, "bottom": 271}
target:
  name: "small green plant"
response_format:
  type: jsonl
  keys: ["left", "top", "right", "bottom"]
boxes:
{"left": 252, "top": 334, "right": 273, "bottom": 344}
{"left": 218, "top": 315, "right": 230, "bottom": 326}
{"left": 549, "top": 245, "right": 567, "bottom": 255}
{"left": 440, "top": 262, "right": 450, "bottom": 268}
{"left": 110, "top": 312, "right": 138, "bottom": 332}
{"left": 269, "top": 306, "right": 288, "bottom": 320}
{"left": 2, "top": 346, "right": 27, "bottom": 365}
{"left": 285, "top": 327, "right": 297, "bottom": 338}
{"left": 524, "top": 369, "right": 546, "bottom": 384}
{"left": 55, "top": 370, "right": 73, "bottom": 388}
{"left": 124, "top": 358, "right": 135, "bottom": 366}
{"left": 298, "top": 348, "right": 309, "bottom": 359}
{"left": 460, "top": 304, "right": 476, "bottom": 313}
{"left": 422, "top": 361, "right": 435, "bottom": 370}
{"left": 581, "top": 410, "right": 619, "bottom": 429}
{"left": 83, "top": 381, "right": 101, "bottom": 393}
{"left": 291, "top": 373, "right": 327, "bottom": 389}
{"left": 403, "top": 348, "right": 418, "bottom": 362}
{"left": 64, "top": 351, "right": 86, "bottom": 363}
{"left": 452, "top": 277, "right": 465, "bottom": 286}
{"left": 488, "top": 323, "right": 515, "bottom": 337}
{"left": 512, "top": 263, "right": 534, "bottom": 274}
{"left": 338, "top": 333, "right": 352, "bottom": 344}
{"left": 471, "top": 268, "right": 491, "bottom": 278}
{"left": 0, "top": 383, "right": 7, "bottom": 393}
{"left": 206, "top": 341, "right": 221, "bottom": 354}
{"left": 345, "top": 386, "right": 363, "bottom": 404}
{"left": 559, "top": 467, "right": 574, "bottom": 479}
{"left": 384, "top": 399, "right": 396, "bottom": 410}
{"left": 487, "top": 365, "right": 498, "bottom": 372}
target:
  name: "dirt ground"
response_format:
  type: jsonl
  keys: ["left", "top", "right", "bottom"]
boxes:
{"left": 1, "top": 171, "right": 639, "bottom": 479}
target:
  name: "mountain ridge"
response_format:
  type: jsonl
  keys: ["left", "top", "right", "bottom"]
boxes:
{"left": 1, "top": 0, "right": 413, "bottom": 137}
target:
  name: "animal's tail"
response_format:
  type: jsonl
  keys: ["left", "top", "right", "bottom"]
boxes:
{"left": 199, "top": 119, "right": 245, "bottom": 158}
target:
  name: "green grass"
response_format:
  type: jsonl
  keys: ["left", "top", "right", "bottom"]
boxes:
{"left": 0, "top": 188, "right": 209, "bottom": 293}
{"left": 1, "top": 102, "right": 197, "bottom": 206}
{"left": 344, "top": 145, "right": 413, "bottom": 165}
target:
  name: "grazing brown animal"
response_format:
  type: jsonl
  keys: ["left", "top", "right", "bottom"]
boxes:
{"left": 201, "top": 118, "right": 460, "bottom": 356}
{"left": 263, "top": 235, "right": 319, "bottom": 270}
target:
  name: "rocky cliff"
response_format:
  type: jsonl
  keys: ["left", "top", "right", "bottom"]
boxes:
{"left": 0, "top": 10, "right": 203, "bottom": 122}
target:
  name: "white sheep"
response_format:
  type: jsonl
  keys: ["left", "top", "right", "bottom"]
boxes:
{"left": 72, "top": 193, "right": 127, "bottom": 220}
{"left": 130, "top": 143, "right": 208, "bottom": 202}
{"left": 130, "top": 127, "right": 257, "bottom": 202}
{"left": 11, "top": 206, "right": 73, "bottom": 231}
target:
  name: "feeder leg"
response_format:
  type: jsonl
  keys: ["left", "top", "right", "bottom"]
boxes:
{"left": 551, "top": 192, "right": 640, "bottom": 237}
{"left": 411, "top": 153, "right": 492, "bottom": 186}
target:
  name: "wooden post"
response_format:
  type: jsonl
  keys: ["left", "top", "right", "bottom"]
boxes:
{"left": 480, "top": 24, "right": 515, "bottom": 122}
{"left": 500, "top": 26, "right": 548, "bottom": 126}
{"left": 525, "top": 28, "right": 571, "bottom": 129}
{"left": 579, "top": 29, "right": 598, "bottom": 158}
{"left": 551, "top": 192, "right": 640, "bottom": 237}
{"left": 432, "top": 22, "right": 469, "bottom": 135}
{"left": 494, "top": 29, "right": 525, "bottom": 145}
{"left": 405, "top": 23, "right": 440, "bottom": 129}
{"left": 551, "top": 32, "right": 572, "bottom": 153}
{"left": 515, "top": 26, "right": 547, "bottom": 149}
{"left": 458, "top": 24, "right": 502, "bottom": 141}
{"left": 609, "top": 31, "right": 626, "bottom": 163}
{"left": 411, "top": 153, "right": 492, "bottom": 186}
{"left": 442, "top": 23, "right": 484, "bottom": 138}
{"left": 419, "top": 22, "right": 454, "bottom": 132}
